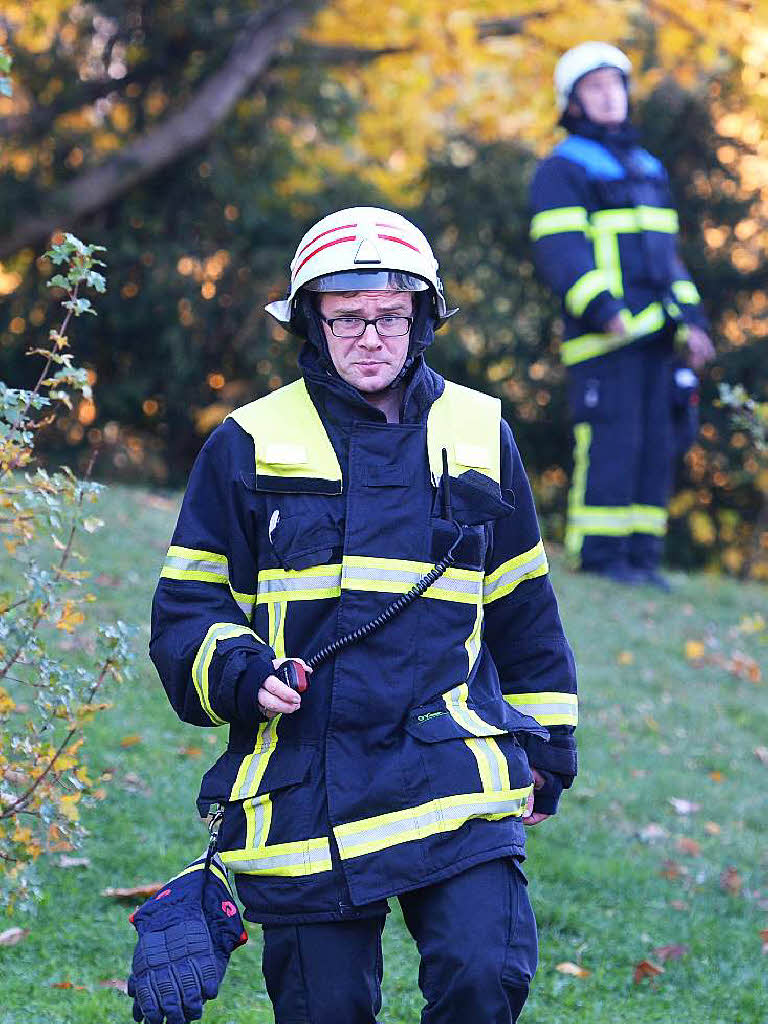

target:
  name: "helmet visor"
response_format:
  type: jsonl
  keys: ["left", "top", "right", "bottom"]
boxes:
{"left": 304, "top": 270, "right": 429, "bottom": 293}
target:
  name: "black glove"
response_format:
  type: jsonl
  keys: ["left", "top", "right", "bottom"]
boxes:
{"left": 127, "top": 852, "right": 247, "bottom": 1024}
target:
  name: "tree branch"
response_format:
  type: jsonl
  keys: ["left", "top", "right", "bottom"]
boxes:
{"left": 0, "top": 3, "right": 318, "bottom": 260}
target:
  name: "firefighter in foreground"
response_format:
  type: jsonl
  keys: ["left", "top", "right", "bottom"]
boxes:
{"left": 131, "top": 207, "right": 578, "bottom": 1024}
{"left": 530, "top": 42, "right": 715, "bottom": 587}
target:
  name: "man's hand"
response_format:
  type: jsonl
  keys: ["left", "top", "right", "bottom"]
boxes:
{"left": 685, "top": 325, "right": 715, "bottom": 370}
{"left": 522, "top": 768, "right": 551, "bottom": 827}
{"left": 257, "top": 657, "right": 312, "bottom": 719}
{"left": 603, "top": 312, "right": 629, "bottom": 337}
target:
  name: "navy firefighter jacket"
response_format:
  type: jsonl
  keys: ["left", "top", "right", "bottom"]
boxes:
{"left": 529, "top": 127, "right": 708, "bottom": 368}
{"left": 150, "top": 353, "right": 578, "bottom": 924}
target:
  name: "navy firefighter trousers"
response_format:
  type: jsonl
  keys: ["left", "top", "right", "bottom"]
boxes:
{"left": 262, "top": 857, "right": 537, "bottom": 1024}
{"left": 565, "top": 334, "right": 676, "bottom": 573}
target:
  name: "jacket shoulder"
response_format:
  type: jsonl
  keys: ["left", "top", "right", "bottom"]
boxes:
{"left": 228, "top": 379, "right": 306, "bottom": 431}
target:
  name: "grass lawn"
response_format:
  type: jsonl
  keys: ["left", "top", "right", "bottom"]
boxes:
{"left": 1, "top": 484, "right": 766, "bottom": 1023}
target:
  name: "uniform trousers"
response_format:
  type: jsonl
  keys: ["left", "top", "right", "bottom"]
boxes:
{"left": 565, "top": 335, "right": 676, "bottom": 573}
{"left": 261, "top": 857, "right": 537, "bottom": 1024}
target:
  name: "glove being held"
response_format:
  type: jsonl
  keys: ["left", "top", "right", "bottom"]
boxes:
{"left": 127, "top": 852, "right": 247, "bottom": 1024}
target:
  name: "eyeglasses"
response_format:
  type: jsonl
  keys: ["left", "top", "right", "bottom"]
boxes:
{"left": 320, "top": 315, "right": 413, "bottom": 339}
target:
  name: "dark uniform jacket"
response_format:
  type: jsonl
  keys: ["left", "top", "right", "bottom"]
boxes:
{"left": 150, "top": 352, "right": 578, "bottom": 923}
{"left": 529, "top": 125, "right": 708, "bottom": 367}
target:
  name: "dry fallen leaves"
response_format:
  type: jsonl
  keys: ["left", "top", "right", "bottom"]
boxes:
{"left": 617, "top": 650, "right": 634, "bottom": 665}
{"left": 669, "top": 899, "right": 689, "bottom": 911}
{"left": 102, "top": 882, "right": 164, "bottom": 901}
{"left": 51, "top": 981, "right": 86, "bottom": 990}
{"left": 639, "top": 823, "right": 668, "bottom": 843}
{"left": 705, "top": 821, "right": 722, "bottom": 835}
{"left": 99, "top": 978, "right": 129, "bottom": 993}
{"left": 0, "top": 927, "right": 29, "bottom": 947}
{"left": 633, "top": 959, "right": 665, "bottom": 984}
{"left": 119, "top": 734, "right": 142, "bottom": 748}
{"left": 754, "top": 746, "right": 768, "bottom": 766}
{"left": 555, "top": 961, "right": 591, "bottom": 978}
{"left": 720, "top": 866, "right": 742, "bottom": 895}
{"left": 660, "top": 859, "right": 688, "bottom": 880}
{"left": 676, "top": 838, "right": 701, "bottom": 857}
{"left": 760, "top": 929, "right": 768, "bottom": 955}
{"left": 652, "top": 944, "right": 689, "bottom": 962}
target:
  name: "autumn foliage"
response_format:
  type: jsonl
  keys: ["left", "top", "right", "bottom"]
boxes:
{"left": 0, "top": 234, "right": 131, "bottom": 907}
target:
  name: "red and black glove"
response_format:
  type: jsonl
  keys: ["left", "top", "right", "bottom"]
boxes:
{"left": 127, "top": 852, "right": 247, "bottom": 1024}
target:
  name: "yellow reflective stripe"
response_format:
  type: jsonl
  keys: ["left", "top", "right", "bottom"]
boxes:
{"left": 230, "top": 587, "right": 256, "bottom": 618}
{"left": 464, "top": 601, "right": 483, "bottom": 675}
{"left": 267, "top": 599, "right": 287, "bottom": 659}
{"left": 566, "top": 503, "right": 668, "bottom": 537}
{"left": 671, "top": 279, "right": 700, "bottom": 304}
{"left": 245, "top": 793, "right": 273, "bottom": 850}
{"left": 590, "top": 206, "right": 678, "bottom": 234}
{"left": 593, "top": 225, "right": 623, "bottom": 297}
{"left": 221, "top": 837, "right": 333, "bottom": 877}
{"left": 161, "top": 545, "right": 229, "bottom": 585}
{"left": 229, "top": 379, "right": 342, "bottom": 484}
{"left": 565, "top": 269, "right": 612, "bottom": 317}
{"left": 341, "top": 556, "right": 483, "bottom": 606}
{"left": 561, "top": 301, "right": 666, "bottom": 365}
{"left": 483, "top": 540, "right": 548, "bottom": 604}
{"left": 257, "top": 565, "right": 342, "bottom": 604}
{"left": 443, "top": 683, "right": 501, "bottom": 737}
{"left": 192, "top": 623, "right": 264, "bottom": 726}
{"left": 334, "top": 788, "right": 533, "bottom": 860}
{"left": 565, "top": 423, "right": 591, "bottom": 565}
{"left": 427, "top": 380, "right": 501, "bottom": 486}
{"left": 530, "top": 206, "right": 589, "bottom": 240}
{"left": 170, "top": 860, "right": 233, "bottom": 894}
{"left": 230, "top": 717, "right": 280, "bottom": 801}
{"left": 504, "top": 691, "right": 579, "bottom": 727}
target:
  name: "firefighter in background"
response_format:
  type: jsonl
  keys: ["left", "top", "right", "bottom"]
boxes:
{"left": 529, "top": 42, "right": 714, "bottom": 588}
{"left": 132, "top": 208, "right": 578, "bottom": 1024}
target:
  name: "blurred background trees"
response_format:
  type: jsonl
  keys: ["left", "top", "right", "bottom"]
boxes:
{"left": 0, "top": 0, "right": 766, "bottom": 576}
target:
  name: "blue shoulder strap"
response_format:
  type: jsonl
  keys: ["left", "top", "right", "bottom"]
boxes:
{"left": 554, "top": 136, "right": 666, "bottom": 182}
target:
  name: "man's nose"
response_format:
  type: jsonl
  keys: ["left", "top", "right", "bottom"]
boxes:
{"left": 357, "top": 323, "right": 382, "bottom": 347}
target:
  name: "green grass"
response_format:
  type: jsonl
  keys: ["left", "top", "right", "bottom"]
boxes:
{"left": 2, "top": 485, "right": 767, "bottom": 1023}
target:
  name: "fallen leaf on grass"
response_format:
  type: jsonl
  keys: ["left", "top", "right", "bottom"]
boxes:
{"left": 633, "top": 959, "right": 665, "bottom": 983}
{"left": 102, "top": 882, "right": 164, "bottom": 901}
{"left": 58, "top": 855, "right": 90, "bottom": 868}
{"left": 119, "top": 734, "right": 142, "bottom": 748}
{"left": 669, "top": 900, "right": 688, "bottom": 911}
{"left": 51, "top": 981, "right": 87, "bottom": 990}
{"left": 555, "top": 961, "right": 591, "bottom": 977}
{"left": 91, "top": 788, "right": 107, "bottom": 800}
{"left": 639, "top": 823, "right": 668, "bottom": 842}
{"left": 141, "top": 495, "right": 177, "bottom": 512}
{"left": 708, "top": 771, "right": 725, "bottom": 782}
{"left": 178, "top": 745, "right": 203, "bottom": 759}
{"left": 754, "top": 747, "right": 768, "bottom": 766}
{"left": 617, "top": 650, "right": 634, "bottom": 665}
{"left": 720, "top": 866, "right": 742, "bottom": 895}
{"left": 652, "top": 944, "right": 689, "bottom": 962}
{"left": 675, "top": 838, "right": 701, "bottom": 856}
{"left": 684, "top": 640, "right": 706, "bottom": 661}
{"left": 119, "top": 773, "right": 151, "bottom": 795}
{"left": 660, "top": 859, "right": 688, "bottom": 880}
{"left": 705, "top": 821, "right": 722, "bottom": 835}
{"left": 669, "top": 797, "right": 701, "bottom": 815}
{"left": 760, "top": 929, "right": 768, "bottom": 954}
{"left": 0, "top": 927, "right": 29, "bottom": 946}
{"left": 631, "top": 768, "right": 648, "bottom": 777}
{"left": 99, "top": 979, "right": 129, "bottom": 993}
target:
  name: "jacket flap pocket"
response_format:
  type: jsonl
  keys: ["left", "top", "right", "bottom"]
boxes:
{"left": 405, "top": 697, "right": 549, "bottom": 743}
{"left": 198, "top": 744, "right": 316, "bottom": 807}
{"left": 269, "top": 511, "right": 342, "bottom": 571}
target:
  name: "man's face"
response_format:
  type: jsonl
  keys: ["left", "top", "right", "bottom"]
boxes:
{"left": 318, "top": 290, "right": 414, "bottom": 394}
{"left": 571, "top": 67, "right": 628, "bottom": 126}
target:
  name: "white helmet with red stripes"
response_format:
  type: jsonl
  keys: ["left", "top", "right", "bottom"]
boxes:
{"left": 265, "top": 207, "right": 455, "bottom": 332}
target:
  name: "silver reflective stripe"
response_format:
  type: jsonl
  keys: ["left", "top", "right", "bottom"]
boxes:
{"left": 512, "top": 700, "right": 573, "bottom": 719}
{"left": 335, "top": 792, "right": 528, "bottom": 860}
{"left": 222, "top": 839, "right": 332, "bottom": 875}
{"left": 235, "top": 595, "right": 255, "bottom": 617}
{"left": 483, "top": 549, "right": 548, "bottom": 600}
{"left": 341, "top": 565, "right": 481, "bottom": 596}
{"left": 259, "top": 571, "right": 342, "bottom": 594}
{"left": 231, "top": 719, "right": 279, "bottom": 801}
{"left": 164, "top": 554, "right": 227, "bottom": 576}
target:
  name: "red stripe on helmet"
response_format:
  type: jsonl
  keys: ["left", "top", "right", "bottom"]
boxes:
{"left": 377, "top": 233, "right": 421, "bottom": 254}
{"left": 293, "top": 235, "right": 357, "bottom": 278}
{"left": 296, "top": 223, "right": 357, "bottom": 259}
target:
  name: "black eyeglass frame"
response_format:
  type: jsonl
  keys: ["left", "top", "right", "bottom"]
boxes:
{"left": 319, "top": 314, "right": 414, "bottom": 339}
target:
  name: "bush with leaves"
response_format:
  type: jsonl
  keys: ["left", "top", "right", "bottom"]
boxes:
{"left": 0, "top": 234, "right": 132, "bottom": 909}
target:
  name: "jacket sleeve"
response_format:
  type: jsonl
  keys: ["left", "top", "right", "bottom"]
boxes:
{"left": 483, "top": 420, "right": 578, "bottom": 814}
{"left": 668, "top": 252, "right": 710, "bottom": 333}
{"left": 529, "top": 155, "right": 625, "bottom": 332}
{"left": 150, "top": 419, "right": 276, "bottom": 728}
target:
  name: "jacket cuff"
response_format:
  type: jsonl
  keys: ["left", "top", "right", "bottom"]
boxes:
{"left": 209, "top": 643, "right": 275, "bottom": 723}
{"left": 519, "top": 732, "right": 578, "bottom": 777}
{"left": 583, "top": 292, "right": 625, "bottom": 333}
{"left": 531, "top": 770, "right": 565, "bottom": 816}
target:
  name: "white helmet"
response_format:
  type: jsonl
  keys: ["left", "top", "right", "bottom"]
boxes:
{"left": 554, "top": 42, "right": 631, "bottom": 113}
{"left": 265, "top": 206, "right": 456, "bottom": 334}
